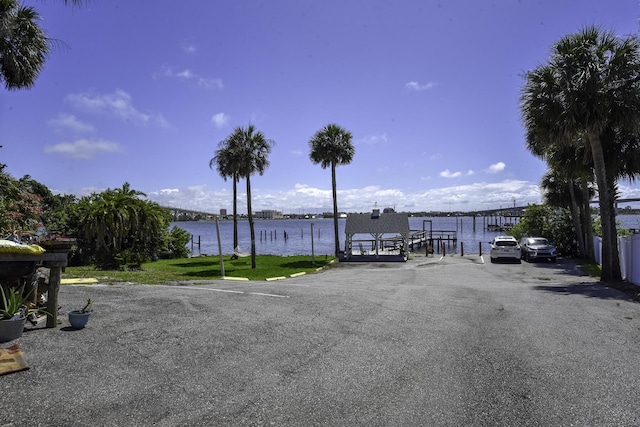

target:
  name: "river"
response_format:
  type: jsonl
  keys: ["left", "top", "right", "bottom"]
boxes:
{"left": 171, "top": 214, "right": 640, "bottom": 257}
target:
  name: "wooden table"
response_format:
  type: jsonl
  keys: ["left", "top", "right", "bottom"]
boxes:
{"left": 0, "top": 251, "right": 70, "bottom": 328}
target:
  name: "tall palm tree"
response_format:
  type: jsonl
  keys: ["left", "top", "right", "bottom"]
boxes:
{"left": 233, "top": 125, "right": 274, "bottom": 269}
{"left": 530, "top": 134, "right": 596, "bottom": 261}
{"left": 0, "top": 0, "right": 86, "bottom": 90}
{"left": 0, "top": 0, "right": 49, "bottom": 90}
{"left": 210, "top": 131, "right": 243, "bottom": 251}
{"left": 308, "top": 124, "right": 355, "bottom": 258}
{"left": 521, "top": 26, "right": 640, "bottom": 283}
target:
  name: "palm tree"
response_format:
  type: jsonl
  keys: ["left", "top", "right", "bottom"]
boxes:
{"left": 210, "top": 132, "right": 243, "bottom": 251}
{"left": 0, "top": 0, "right": 49, "bottom": 90}
{"left": 308, "top": 124, "right": 355, "bottom": 258}
{"left": 0, "top": 0, "right": 87, "bottom": 90}
{"left": 77, "top": 182, "right": 153, "bottom": 267}
{"left": 521, "top": 26, "right": 640, "bottom": 283}
{"left": 233, "top": 125, "right": 274, "bottom": 269}
{"left": 529, "top": 134, "right": 596, "bottom": 261}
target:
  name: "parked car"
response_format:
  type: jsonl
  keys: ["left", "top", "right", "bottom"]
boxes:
{"left": 520, "top": 237, "right": 557, "bottom": 262}
{"left": 489, "top": 235, "right": 521, "bottom": 263}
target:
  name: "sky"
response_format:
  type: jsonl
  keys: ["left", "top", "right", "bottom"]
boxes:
{"left": 3, "top": 0, "right": 640, "bottom": 215}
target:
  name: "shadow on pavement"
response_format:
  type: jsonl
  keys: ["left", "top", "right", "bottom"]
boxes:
{"left": 527, "top": 257, "right": 587, "bottom": 277}
{"left": 533, "top": 282, "right": 637, "bottom": 302}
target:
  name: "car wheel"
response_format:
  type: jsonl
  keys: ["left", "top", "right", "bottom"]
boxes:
{"left": 490, "top": 257, "right": 495, "bottom": 263}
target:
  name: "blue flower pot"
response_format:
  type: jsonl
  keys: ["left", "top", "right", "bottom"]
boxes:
{"left": 0, "top": 314, "right": 26, "bottom": 342}
{"left": 68, "top": 310, "right": 90, "bottom": 329}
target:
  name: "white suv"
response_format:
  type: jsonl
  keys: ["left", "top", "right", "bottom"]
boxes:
{"left": 489, "top": 236, "right": 521, "bottom": 263}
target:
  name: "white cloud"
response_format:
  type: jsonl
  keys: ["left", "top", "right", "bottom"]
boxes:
{"left": 142, "top": 180, "right": 542, "bottom": 214}
{"left": 47, "top": 113, "right": 95, "bottom": 134}
{"left": 66, "top": 89, "right": 170, "bottom": 128}
{"left": 182, "top": 42, "right": 197, "bottom": 54}
{"left": 154, "top": 64, "right": 223, "bottom": 89}
{"left": 486, "top": 162, "right": 506, "bottom": 174}
{"left": 405, "top": 81, "right": 436, "bottom": 91}
{"left": 211, "top": 112, "right": 230, "bottom": 129}
{"left": 440, "top": 169, "right": 475, "bottom": 178}
{"left": 356, "top": 133, "right": 388, "bottom": 145}
{"left": 44, "top": 138, "right": 121, "bottom": 160}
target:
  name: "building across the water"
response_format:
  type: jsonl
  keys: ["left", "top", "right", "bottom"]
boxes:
{"left": 254, "top": 210, "right": 284, "bottom": 219}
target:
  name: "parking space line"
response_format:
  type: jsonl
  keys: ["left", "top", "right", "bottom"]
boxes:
{"left": 153, "top": 284, "right": 289, "bottom": 298}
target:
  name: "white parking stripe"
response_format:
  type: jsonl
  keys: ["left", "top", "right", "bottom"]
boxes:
{"left": 153, "top": 284, "right": 289, "bottom": 298}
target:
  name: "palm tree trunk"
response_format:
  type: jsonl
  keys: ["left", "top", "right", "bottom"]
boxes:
{"left": 580, "top": 182, "right": 595, "bottom": 263}
{"left": 246, "top": 176, "right": 256, "bottom": 269}
{"left": 606, "top": 177, "right": 622, "bottom": 280}
{"left": 331, "top": 163, "right": 340, "bottom": 258}
{"left": 232, "top": 174, "right": 238, "bottom": 250}
{"left": 568, "top": 183, "right": 585, "bottom": 257}
{"left": 588, "top": 132, "right": 621, "bottom": 282}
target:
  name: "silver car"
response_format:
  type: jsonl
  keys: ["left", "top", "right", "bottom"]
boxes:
{"left": 520, "top": 237, "right": 557, "bottom": 262}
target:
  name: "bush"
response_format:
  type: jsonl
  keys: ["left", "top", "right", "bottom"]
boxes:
{"left": 510, "top": 204, "right": 575, "bottom": 255}
{"left": 162, "top": 226, "right": 191, "bottom": 259}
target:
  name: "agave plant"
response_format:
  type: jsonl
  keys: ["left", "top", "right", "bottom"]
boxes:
{"left": 0, "top": 285, "right": 47, "bottom": 320}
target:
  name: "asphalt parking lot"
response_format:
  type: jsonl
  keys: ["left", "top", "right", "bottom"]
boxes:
{"left": 2, "top": 255, "right": 639, "bottom": 426}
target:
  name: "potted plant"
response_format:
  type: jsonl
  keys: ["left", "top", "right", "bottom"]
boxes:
{"left": 68, "top": 299, "right": 92, "bottom": 329}
{"left": 0, "top": 285, "right": 47, "bottom": 343}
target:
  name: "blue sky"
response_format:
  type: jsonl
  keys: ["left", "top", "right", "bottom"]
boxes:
{"left": 3, "top": 0, "right": 640, "bottom": 214}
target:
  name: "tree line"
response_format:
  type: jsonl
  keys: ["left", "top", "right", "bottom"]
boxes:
{"left": 0, "top": 162, "right": 190, "bottom": 268}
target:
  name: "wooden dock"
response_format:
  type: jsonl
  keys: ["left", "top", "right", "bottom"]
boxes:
{"left": 366, "top": 229, "right": 457, "bottom": 254}
{"left": 407, "top": 229, "right": 457, "bottom": 251}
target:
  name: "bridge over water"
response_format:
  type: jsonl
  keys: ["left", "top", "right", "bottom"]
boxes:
{"left": 161, "top": 206, "right": 219, "bottom": 221}
{"left": 468, "top": 206, "right": 526, "bottom": 217}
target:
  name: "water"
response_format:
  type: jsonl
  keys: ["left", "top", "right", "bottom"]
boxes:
{"left": 173, "top": 214, "right": 640, "bottom": 256}
{"left": 172, "top": 216, "right": 522, "bottom": 256}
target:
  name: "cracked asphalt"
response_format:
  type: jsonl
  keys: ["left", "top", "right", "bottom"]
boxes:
{"left": 2, "top": 255, "right": 640, "bottom": 426}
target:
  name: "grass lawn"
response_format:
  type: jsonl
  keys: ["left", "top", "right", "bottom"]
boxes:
{"left": 62, "top": 255, "right": 336, "bottom": 284}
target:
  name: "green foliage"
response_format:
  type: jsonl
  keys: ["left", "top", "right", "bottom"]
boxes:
{"left": 0, "top": 0, "right": 49, "bottom": 90}
{"left": 42, "top": 194, "right": 79, "bottom": 236}
{"left": 0, "top": 172, "right": 45, "bottom": 236}
{"left": 163, "top": 226, "right": 191, "bottom": 259}
{"left": 0, "top": 172, "right": 186, "bottom": 265}
{"left": 509, "top": 204, "right": 576, "bottom": 255}
{"left": 74, "top": 183, "right": 172, "bottom": 269}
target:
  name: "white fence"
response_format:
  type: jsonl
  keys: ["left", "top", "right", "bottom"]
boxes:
{"left": 593, "top": 234, "right": 640, "bottom": 286}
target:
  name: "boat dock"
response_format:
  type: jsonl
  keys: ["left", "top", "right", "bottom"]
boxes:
{"left": 353, "top": 229, "right": 458, "bottom": 256}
